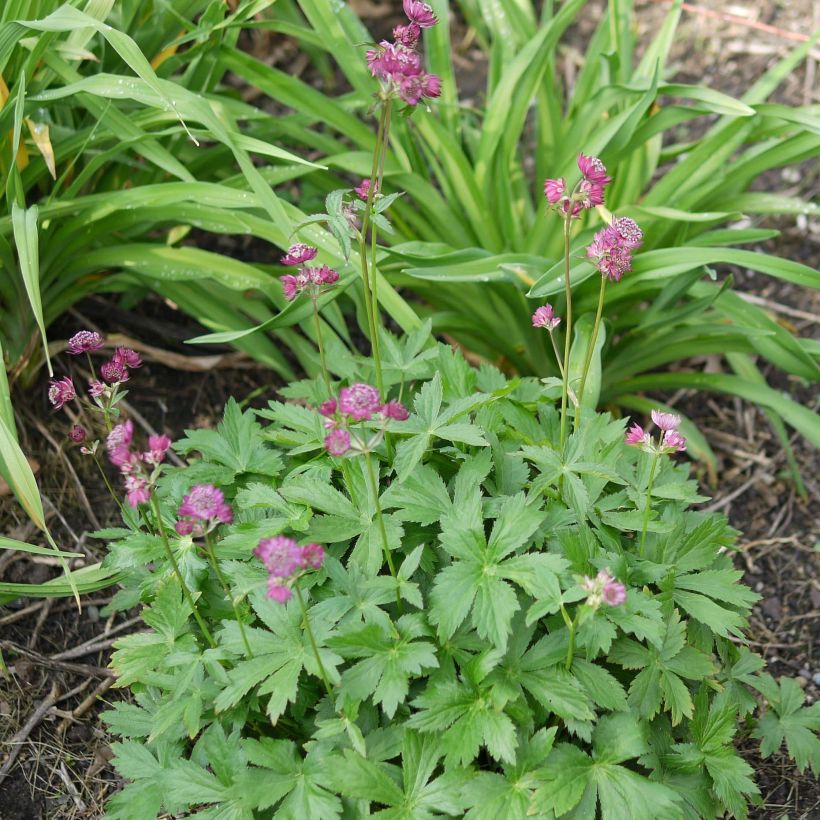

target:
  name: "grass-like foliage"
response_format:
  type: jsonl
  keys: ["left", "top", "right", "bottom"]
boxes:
{"left": 96, "top": 339, "right": 818, "bottom": 819}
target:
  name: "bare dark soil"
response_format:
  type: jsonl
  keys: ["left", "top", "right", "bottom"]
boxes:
{"left": 1, "top": 1, "right": 817, "bottom": 817}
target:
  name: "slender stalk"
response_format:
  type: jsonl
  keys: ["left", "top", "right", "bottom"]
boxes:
{"left": 561, "top": 604, "right": 576, "bottom": 670}
{"left": 294, "top": 583, "right": 333, "bottom": 700}
{"left": 368, "top": 99, "right": 392, "bottom": 397}
{"left": 575, "top": 274, "right": 607, "bottom": 427}
{"left": 548, "top": 331, "right": 564, "bottom": 378}
{"left": 363, "top": 451, "right": 402, "bottom": 611}
{"left": 204, "top": 531, "right": 253, "bottom": 658}
{"left": 639, "top": 452, "right": 661, "bottom": 557}
{"left": 91, "top": 453, "right": 123, "bottom": 513}
{"left": 559, "top": 215, "right": 573, "bottom": 450}
{"left": 149, "top": 493, "right": 216, "bottom": 648}
{"left": 311, "top": 298, "right": 332, "bottom": 393}
{"left": 358, "top": 100, "right": 391, "bottom": 399}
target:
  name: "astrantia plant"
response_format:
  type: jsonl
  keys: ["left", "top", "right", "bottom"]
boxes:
{"left": 98, "top": 336, "right": 819, "bottom": 819}
{"left": 96, "top": 132, "right": 816, "bottom": 816}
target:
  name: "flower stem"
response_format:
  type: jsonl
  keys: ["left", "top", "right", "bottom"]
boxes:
{"left": 294, "top": 582, "right": 333, "bottom": 700}
{"left": 559, "top": 215, "right": 573, "bottom": 451}
{"left": 204, "top": 531, "right": 253, "bottom": 658}
{"left": 91, "top": 453, "right": 123, "bottom": 513}
{"left": 363, "top": 450, "right": 402, "bottom": 612}
{"left": 561, "top": 603, "right": 576, "bottom": 670}
{"left": 358, "top": 100, "right": 391, "bottom": 399}
{"left": 575, "top": 274, "right": 607, "bottom": 428}
{"left": 148, "top": 492, "right": 216, "bottom": 649}
{"left": 639, "top": 452, "right": 661, "bottom": 557}
{"left": 311, "top": 298, "right": 332, "bottom": 394}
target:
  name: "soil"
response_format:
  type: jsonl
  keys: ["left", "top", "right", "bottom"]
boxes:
{"left": 1, "top": 1, "right": 817, "bottom": 818}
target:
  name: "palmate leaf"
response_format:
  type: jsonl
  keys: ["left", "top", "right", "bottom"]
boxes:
{"left": 241, "top": 738, "right": 342, "bottom": 818}
{"left": 752, "top": 674, "right": 820, "bottom": 775}
{"left": 329, "top": 617, "right": 439, "bottom": 718}
{"left": 329, "top": 732, "right": 470, "bottom": 818}
{"left": 429, "top": 491, "right": 563, "bottom": 651}
{"left": 174, "top": 398, "right": 283, "bottom": 478}
{"left": 609, "top": 610, "right": 715, "bottom": 726}
{"left": 531, "top": 714, "right": 683, "bottom": 819}
{"left": 406, "top": 677, "right": 519, "bottom": 768}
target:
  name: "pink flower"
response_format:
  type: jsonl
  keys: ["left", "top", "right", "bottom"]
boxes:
{"left": 254, "top": 536, "right": 304, "bottom": 577}
{"left": 543, "top": 178, "right": 566, "bottom": 205}
{"left": 178, "top": 484, "right": 233, "bottom": 523}
{"left": 578, "top": 179, "right": 606, "bottom": 208}
{"left": 305, "top": 265, "right": 339, "bottom": 286}
{"left": 403, "top": 0, "right": 437, "bottom": 28}
{"left": 355, "top": 179, "right": 377, "bottom": 201}
{"left": 267, "top": 581, "right": 293, "bottom": 603}
{"left": 601, "top": 575, "right": 627, "bottom": 607}
{"left": 108, "top": 446, "right": 132, "bottom": 469}
{"left": 281, "top": 274, "right": 299, "bottom": 301}
{"left": 281, "top": 243, "right": 318, "bottom": 266}
{"left": 651, "top": 410, "right": 680, "bottom": 432}
{"left": 113, "top": 347, "right": 142, "bottom": 369}
{"left": 124, "top": 475, "right": 150, "bottom": 507}
{"left": 325, "top": 428, "right": 351, "bottom": 456}
{"left": 368, "top": 42, "right": 421, "bottom": 80}
{"left": 301, "top": 543, "right": 325, "bottom": 569}
{"left": 381, "top": 400, "right": 410, "bottom": 421}
{"left": 106, "top": 420, "right": 134, "bottom": 453}
{"left": 100, "top": 359, "right": 129, "bottom": 384}
{"left": 625, "top": 423, "right": 648, "bottom": 447}
{"left": 532, "top": 304, "right": 560, "bottom": 331}
{"left": 144, "top": 434, "right": 172, "bottom": 465}
{"left": 662, "top": 430, "right": 686, "bottom": 453}
{"left": 398, "top": 73, "right": 441, "bottom": 105}
{"left": 175, "top": 520, "right": 195, "bottom": 536}
{"left": 48, "top": 377, "right": 75, "bottom": 410}
{"left": 612, "top": 216, "right": 643, "bottom": 249}
{"left": 586, "top": 224, "right": 634, "bottom": 283}
{"left": 393, "top": 22, "right": 421, "bottom": 48}
{"left": 319, "top": 398, "right": 337, "bottom": 417}
{"left": 577, "top": 153, "right": 612, "bottom": 186}
{"left": 339, "top": 383, "right": 381, "bottom": 421}
{"left": 88, "top": 380, "right": 106, "bottom": 398}
{"left": 581, "top": 569, "right": 626, "bottom": 609}
{"left": 66, "top": 330, "right": 104, "bottom": 355}
{"left": 69, "top": 425, "right": 86, "bottom": 443}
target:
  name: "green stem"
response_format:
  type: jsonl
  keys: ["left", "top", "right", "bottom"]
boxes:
{"left": 91, "top": 453, "right": 123, "bottom": 513}
{"left": 358, "top": 100, "right": 391, "bottom": 399}
{"left": 311, "top": 298, "right": 332, "bottom": 394}
{"left": 294, "top": 582, "right": 333, "bottom": 700}
{"left": 149, "top": 493, "right": 216, "bottom": 648}
{"left": 363, "top": 451, "right": 402, "bottom": 612}
{"left": 204, "top": 531, "right": 253, "bottom": 658}
{"left": 561, "top": 604, "right": 577, "bottom": 670}
{"left": 548, "top": 331, "right": 564, "bottom": 379}
{"left": 639, "top": 452, "right": 661, "bottom": 557}
{"left": 559, "top": 215, "right": 573, "bottom": 451}
{"left": 575, "top": 274, "right": 607, "bottom": 428}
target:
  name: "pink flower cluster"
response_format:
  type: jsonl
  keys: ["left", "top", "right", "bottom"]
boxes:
{"left": 319, "top": 384, "right": 409, "bottom": 457}
{"left": 279, "top": 244, "right": 339, "bottom": 302}
{"left": 626, "top": 409, "right": 686, "bottom": 454}
{"left": 544, "top": 154, "right": 613, "bottom": 217}
{"left": 254, "top": 535, "right": 325, "bottom": 602}
{"left": 586, "top": 217, "right": 643, "bottom": 283}
{"left": 49, "top": 331, "right": 142, "bottom": 419}
{"left": 175, "top": 484, "right": 233, "bottom": 536}
{"left": 105, "top": 420, "right": 172, "bottom": 507}
{"left": 531, "top": 304, "right": 560, "bottom": 331}
{"left": 366, "top": 0, "right": 441, "bottom": 106}
{"left": 354, "top": 179, "right": 378, "bottom": 201}
{"left": 580, "top": 569, "right": 627, "bottom": 609}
